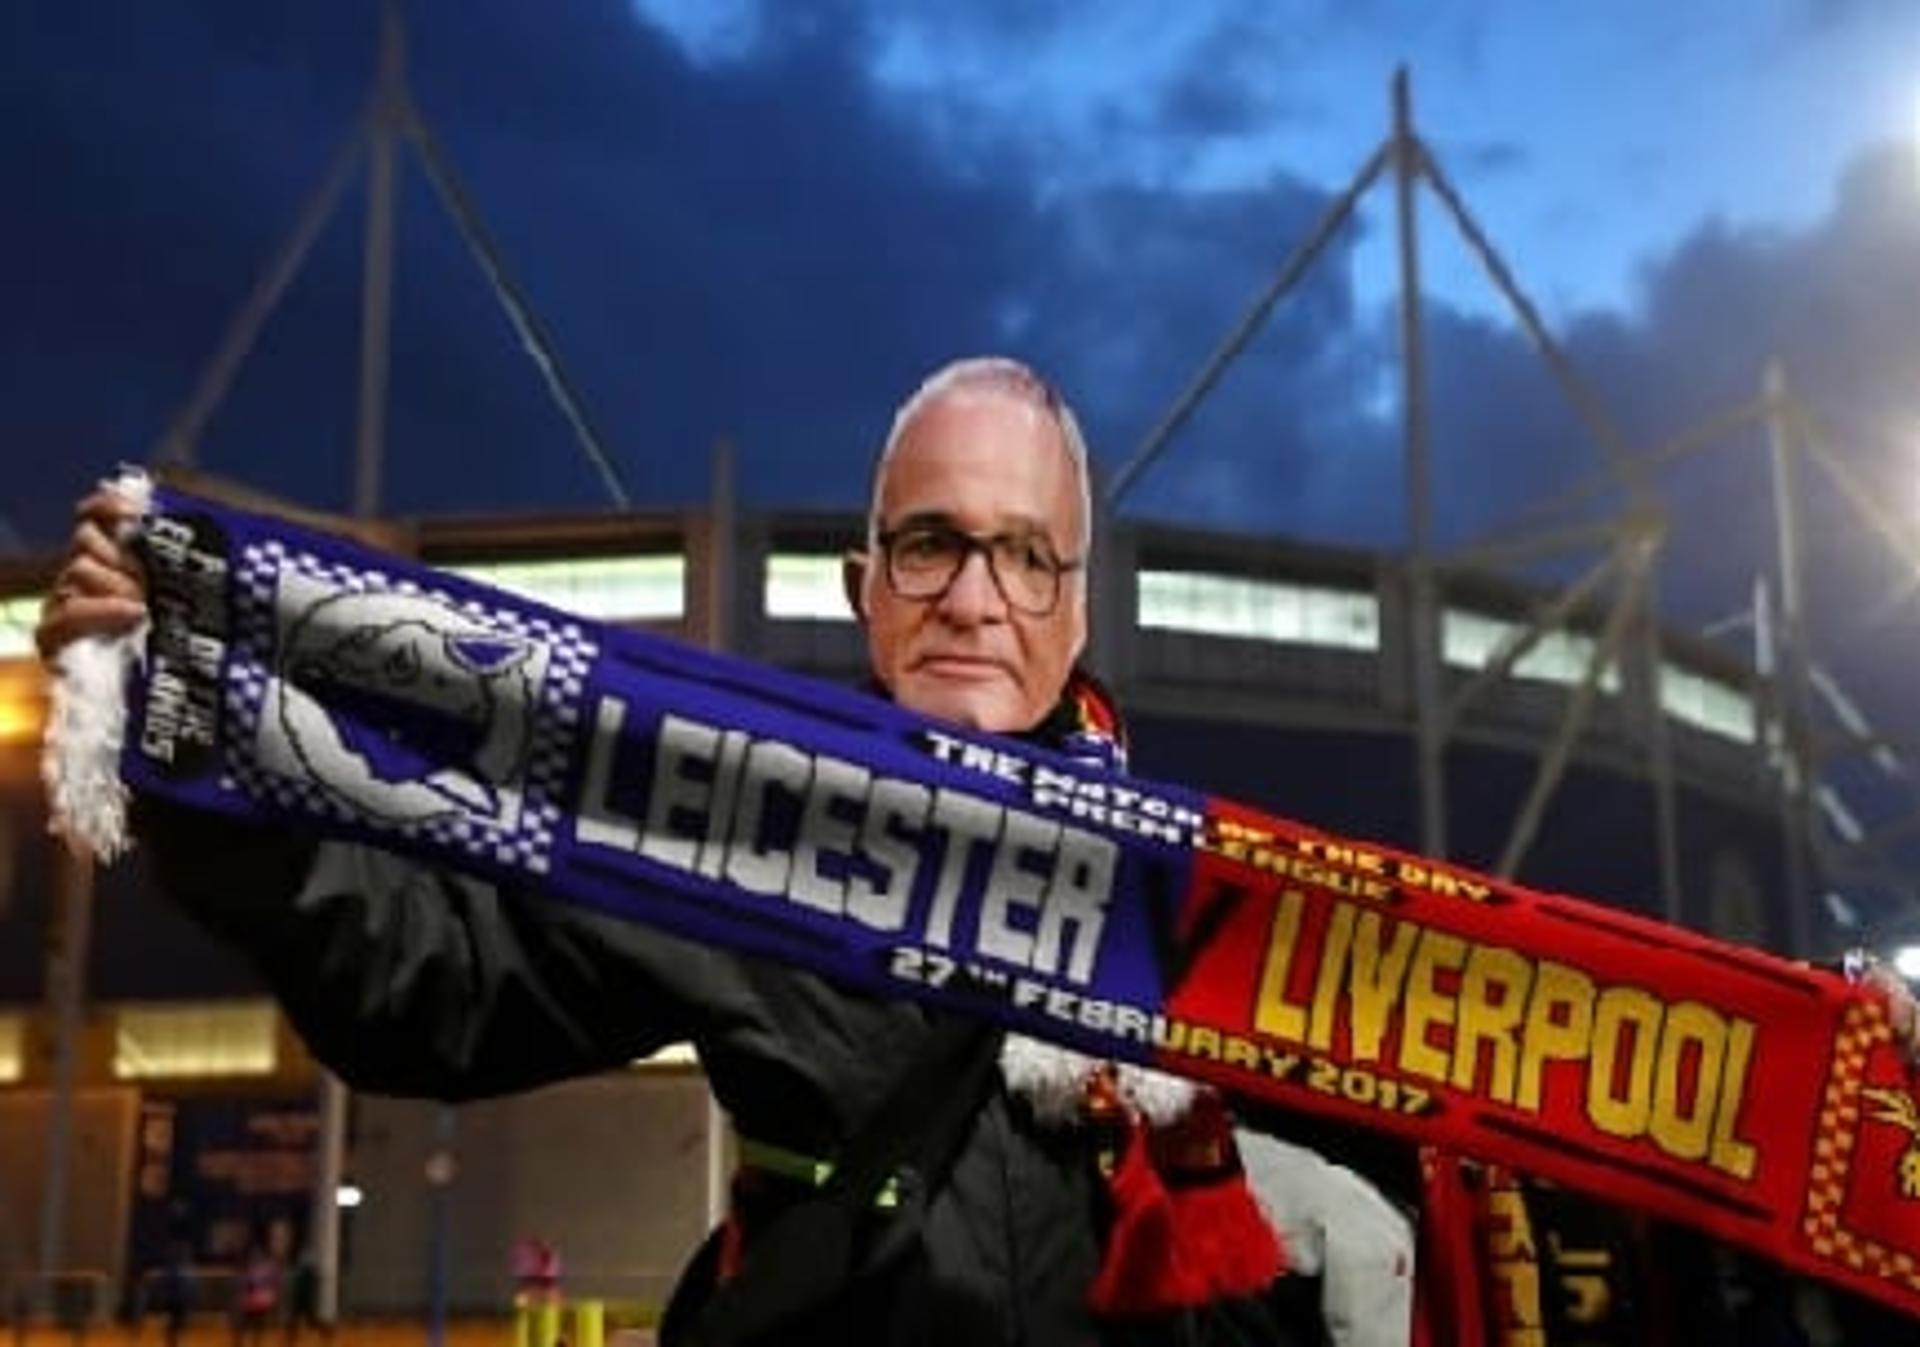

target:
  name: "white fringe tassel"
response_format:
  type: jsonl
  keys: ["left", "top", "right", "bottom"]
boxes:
{"left": 41, "top": 469, "right": 152, "bottom": 862}
{"left": 999, "top": 1032, "right": 1198, "bottom": 1128}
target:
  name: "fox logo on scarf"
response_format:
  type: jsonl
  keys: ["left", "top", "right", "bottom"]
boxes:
{"left": 262, "top": 578, "right": 548, "bottom": 829}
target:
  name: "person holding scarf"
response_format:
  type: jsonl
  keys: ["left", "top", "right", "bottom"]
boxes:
{"left": 38, "top": 357, "right": 1346, "bottom": 1345}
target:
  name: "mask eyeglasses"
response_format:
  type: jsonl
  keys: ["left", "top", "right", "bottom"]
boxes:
{"left": 875, "top": 521, "right": 1081, "bottom": 617}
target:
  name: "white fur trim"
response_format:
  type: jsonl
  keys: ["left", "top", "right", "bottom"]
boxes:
{"left": 999, "top": 1034, "right": 1100, "bottom": 1127}
{"left": 999, "top": 1033, "right": 1199, "bottom": 1129}
{"left": 41, "top": 469, "right": 151, "bottom": 862}
{"left": 1115, "top": 1062, "right": 1200, "bottom": 1128}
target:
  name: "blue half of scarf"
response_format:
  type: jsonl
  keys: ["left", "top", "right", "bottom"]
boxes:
{"left": 127, "top": 487, "right": 1207, "bottom": 1070}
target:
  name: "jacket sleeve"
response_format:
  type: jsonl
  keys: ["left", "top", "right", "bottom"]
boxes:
{"left": 135, "top": 799, "right": 730, "bottom": 1101}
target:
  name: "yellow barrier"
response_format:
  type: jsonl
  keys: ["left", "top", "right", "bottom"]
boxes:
{"left": 512, "top": 1298, "right": 631, "bottom": 1347}
{"left": 572, "top": 1300, "right": 604, "bottom": 1347}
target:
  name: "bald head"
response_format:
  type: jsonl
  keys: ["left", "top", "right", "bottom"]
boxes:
{"left": 867, "top": 356, "right": 1093, "bottom": 563}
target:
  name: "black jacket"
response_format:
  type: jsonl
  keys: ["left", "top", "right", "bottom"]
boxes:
{"left": 139, "top": 690, "right": 1312, "bottom": 1347}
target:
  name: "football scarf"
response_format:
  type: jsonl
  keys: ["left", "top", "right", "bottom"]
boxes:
{"left": 46, "top": 481, "right": 1920, "bottom": 1320}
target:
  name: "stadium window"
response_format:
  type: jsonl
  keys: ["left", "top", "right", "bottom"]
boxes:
{"left": 1661, "top": 663, "right": 1756, "bottom": 743}
{"left": 0, "top": 595, "right": 43, "bottom": 660}
{"left": 1137, "top": 571, "right": 1380, "bottom": 650}
{"left": 444, "top": 555, "right": 685, "bottom": 622}
{"left": 1442, "top": 609, "right": 1621, "bottom": 692}
{"left": 0, "top": 1014, "right": 22, "bottom": 1083}
{"left": 764, "top": 553, "right": 853, "bottom": 621}
{"left": 113, "top": 1002, "right": 278, "bottom": 1080}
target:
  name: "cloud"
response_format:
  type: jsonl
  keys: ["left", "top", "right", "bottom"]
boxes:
{"left": 1074, "top": 124, "right": 1920, "bottom": 741}
{"left": 0, "top": 0, "right": 1027, "bottom": 528}
{"left": 1422, "top": 146, "right": 1920, "bottom": 876}
{"left": 1433, "top": 138, "right": 1529, "bottom": 180}
{"left": 1016, "top": 173, "right": 1382, "bottom": 523}
{"left": 0, "top": 0, "right": 1378, "bottom": 544}
{"left": 1144, "top": 12, "right": 1324, "bottom": 141}
{"left": 1619, "top": 148, "right": 1920, "bottom": 678}
{"left": 2, "top": 4, "right": 1914, "bottom": 700}
{"left": 1788, "top": 0, "right": 1873, "bottom": 35}
{"left": 2, "top": 0, "right": 1914, "bottom": 900}
{"left": 1111, "top": 133, "right": 1919, "bottom": 886}
{"left": 1154, "top": 61, "right": 1284, "bottom": 141}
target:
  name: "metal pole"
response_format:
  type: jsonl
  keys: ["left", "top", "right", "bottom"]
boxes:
{"left": 353, "top": 3, "right": 404, "bottom": 520}
{"left": 1752, "top": 573, "right": 1774, "bottom": 691}
{"left": 1496, "top": 545, "right": 1647, "bottom": 880}
{"left": 1793, "top": 403, "right": 1920, "bottom": 585}
{"left": 1104, "top": 141, "right": 1392, "bottom": 507}
{"left": 703, "top": 441, "right": 734, "bottom": 1229}
{"left": 37, "top": 851, "right": 94, "bottom": 1316}
{"left": 1441, "top": 545, "right": 1620, "bottom": 735}
{"left": 1765, "top": 360, "right": 1816, "bottom": 957}
{"left": 331, "top": 9, "right": 405, "bottom": 1297}
{"left": 149, "top": 122, "right": 367, "bottom": 469}
{"left": 1638, "top": 562, "right": 1684, "bottom": 923}
{"left": 309, "top": 1076, "right": 347, "bottom": 1324}
{"left": 1751, "top": 570, "right": 1788, "bottom": 804}
{"left": 706, "top": 439, "right": 736, "bottom": 653}
{"left": 1808, "top": 666, "right": 1907, "bottom": 779}
{"left": 1857, "top": 807, "right": 1920, "bottom": 861}
{"left": 1442, "top": 517, "right": 1626, "bottom": 574}
{"left": 1087, "top": 487, "right": 1122, "bottom": 687}
{"left": 405, "top": 112, "right": 633, "bottom": 508}
{"left": 1393, "top": 69, "right": 1446, "bottom": 858}
{"left": 1476, "top": 397, "right": 1768, "bottom": 545}
{"left": 1418, "top": 147, "right": 1645, "bottom": 503}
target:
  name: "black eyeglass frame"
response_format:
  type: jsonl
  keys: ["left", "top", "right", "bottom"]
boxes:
{"left": 872, "top": 522, "right": 1085, "bottom": 617}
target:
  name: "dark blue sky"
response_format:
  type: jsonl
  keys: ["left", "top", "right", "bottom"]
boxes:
{"left": 2, "top": 2, "right": 1917, "bottom": 738}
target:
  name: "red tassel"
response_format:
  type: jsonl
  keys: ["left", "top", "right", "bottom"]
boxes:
{"left": 1164, "top": 1161, "right": 1286, "bottom": 1300}
{"left": 1088, "top": 1102, "right": 1286, "bottom": 1316}
{"left": 1090, "top": 1120, "right": 1206, "bottom": 1313}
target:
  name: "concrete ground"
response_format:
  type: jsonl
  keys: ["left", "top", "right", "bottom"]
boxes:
{"left": 7, "top": 1316, "right": 656, "bottom": 1347}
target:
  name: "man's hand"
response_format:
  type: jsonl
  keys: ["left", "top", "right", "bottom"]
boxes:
{"left": 34, "top": 489, "right": 148, "bottom": 663}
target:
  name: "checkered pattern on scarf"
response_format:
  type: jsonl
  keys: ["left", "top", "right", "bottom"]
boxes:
{"left": 221, "top": 540, "right": 596, "bottom": 876}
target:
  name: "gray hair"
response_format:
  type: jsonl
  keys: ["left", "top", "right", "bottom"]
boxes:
{"left": 865, "top": 356, "right": 1094, "bottom": 569}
